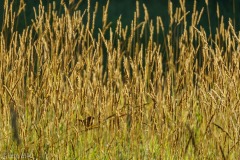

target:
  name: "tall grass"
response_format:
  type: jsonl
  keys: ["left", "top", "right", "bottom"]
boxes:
{"left": 0, "top": 0, "right": 240, "bottom": 159}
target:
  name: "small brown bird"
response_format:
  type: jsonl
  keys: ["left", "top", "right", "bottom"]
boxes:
{"left": 79, "top": 116, "right": 94, "bottom": 128}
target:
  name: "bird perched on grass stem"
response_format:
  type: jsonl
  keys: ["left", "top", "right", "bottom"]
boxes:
{"left": 79, "top": 116, "right": 94, "bottom": 128}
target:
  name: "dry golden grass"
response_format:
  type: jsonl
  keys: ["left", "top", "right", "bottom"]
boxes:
{"left": 0, "top": 0, "right": 240, "bottom": 159}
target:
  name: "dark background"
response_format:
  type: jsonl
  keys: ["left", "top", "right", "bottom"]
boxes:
{"left": 0, "top": 0, "right": 239, "bottom": 35}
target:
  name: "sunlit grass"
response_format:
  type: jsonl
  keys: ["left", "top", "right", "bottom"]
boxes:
{"left": 0, "top": 0, "right": 240, "bottom": 159}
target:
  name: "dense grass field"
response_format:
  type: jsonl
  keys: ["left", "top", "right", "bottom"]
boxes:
{"left": 0, "top": 0, "right": 240, "bottom": 159}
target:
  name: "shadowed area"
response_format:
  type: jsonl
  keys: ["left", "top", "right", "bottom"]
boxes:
{"left": 0, "top": 0, "right": 240, "bottom": 34}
